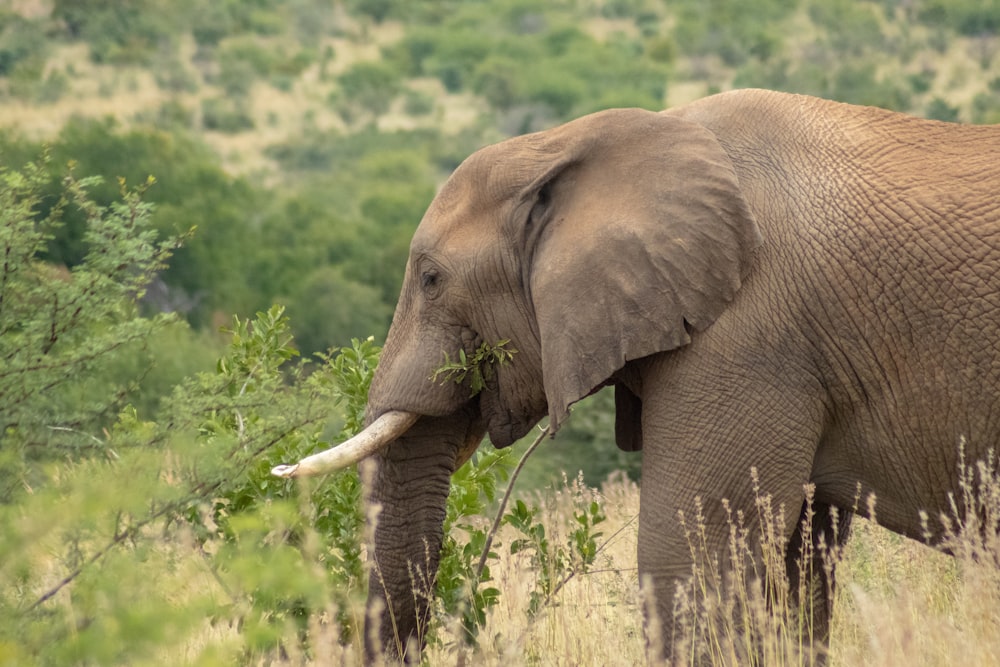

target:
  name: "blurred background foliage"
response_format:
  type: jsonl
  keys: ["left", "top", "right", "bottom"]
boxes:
{"left": 3, "top": 0, "right": 1000, "bottom": 484}
{"left": 3, "top": 1, "right": 999, "bottom": 663}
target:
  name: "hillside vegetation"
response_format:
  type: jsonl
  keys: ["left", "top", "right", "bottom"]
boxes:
{"left": 2, "top": 1, "right": 1000, "bottom": 665}
{"left": 3, "top": 0, "right": 999, "bottom": 478}
{"left": 3, "top": 0, "right": 999, "bottom": 362}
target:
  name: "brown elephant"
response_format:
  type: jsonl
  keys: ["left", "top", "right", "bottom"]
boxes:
{"left": 272, "top": 88, "right": 1000, "bottom": 661}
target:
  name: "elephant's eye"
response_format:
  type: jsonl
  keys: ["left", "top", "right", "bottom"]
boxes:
{"left": 421, "top": 269, "right": 441, "bottom": 295}
{"left": 528, "top": 182, "right": 552, "bottom": 226}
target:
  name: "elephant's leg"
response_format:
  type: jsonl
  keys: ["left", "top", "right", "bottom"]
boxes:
{"left": 785, "top": 500, "right": 853, "bottom": 654}
{"left": 636, "top": 357, "right": 825, "bottom": 662}
{"left": 637, "top": 453, "right": 815, "bottom": 663}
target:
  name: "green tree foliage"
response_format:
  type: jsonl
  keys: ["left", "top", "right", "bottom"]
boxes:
{"left": 335, "top": 60, "right": 404, "bottom": 122}
{"left": 0, "top": 158, "right": 185, "bottom": 501}
{"left": 385, "top": 4, "right": 669, "bottom": 121}
{"left": 0, "top": 12, "right": 49, "bottom": 76}
{"left": 52, "top": 0, "right": 192, "bottom": 64}
{"left": 918, "top": 0, "right": 1000, "bottom": 36}
{"left": 0, "top": 120, "right": 273, "bottom": 328}
{"left": 287, "top": 266, "right": 392, "bottom": 355}
{"left": 215, "top": 35, "right": 314, "bottom": 93}
{"left": 0, "top": 300, "right": 377, "bottom": 662}
{"left": 672, "top": 0, "right": 796, "bottom": 66}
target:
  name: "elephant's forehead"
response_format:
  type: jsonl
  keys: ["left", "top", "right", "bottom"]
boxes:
{"left": 446, "top": 140, "right": 544, "bottom": 203}
{"left": 412, "top": 139, "right": 546, "bottom": 250}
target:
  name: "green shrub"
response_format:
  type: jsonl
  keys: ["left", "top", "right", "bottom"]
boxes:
{"left": 285, "top": 266, "right": 392, "bottom": 355}
{"left": 0, "top": 157, "right": 186, "bottom": 501}
{"left": 201, "top": 96, "right": 255, "bottom": 133}
{"left": 971, "top": 92, "right": 1000, "bottom": 124}
{"left": 217, "top": 57, "right": 258, "bottom": 96}
{"left": 672, "top": 0, "right": 795, "bottom": 66}
{"left": 918, "top": 0, "right": 1000, "bottom": 36}
{"left": 425, "top": 32, "right": 494, "bottom": 93}
{"left": 404, "top": 88, "right": 436, "bottom": 115}
{"left": 0, "top": 14, "right": 49, "bottom": 76}
{"left": 808, "top": 0, "right": 884, "bottom": 57}
{"left": 53, "top": 0, "right": 182, "bottom": 64}
{"left": 191, "top": 2, "right": 235, "bottom": 46}
{"left": 152, "top": 57, "right": 200, "bottom": 93}
{"left": 8, "top": 62, "right": 69, "bottom": 104}
{"left": 925, "top": 97, "right": 961, "bottom": 122}
{"left": 335, "top": 60, "right": 403, "bottom": 119}
{"left": 348, "top": 0, "right": 408, "bottom": 23}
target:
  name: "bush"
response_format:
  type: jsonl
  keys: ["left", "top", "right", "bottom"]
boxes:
{"left": 285, "top": 266, "right": 392, "bottom": 355}
{"left": 672, "top": 0, "right": 795, "bottom": 66}
{"left": 0, "top": 157, "right": 185, "bottom": 501}
{"left": 808, "top": 0, "right": 884, "bottom": 57}
{"left": 404, "top": 88, "right": 436, "bottom": 116}
{"left": 925, "top": 97, "right": 961, "bottom": 122}
{"left": 335, "top": 60, "right": 404, "bottom": 120}
{"left": 971, "top": 92, "right": 1000, "bottom": 124}
{"left": 201, "top": 96, "right": 255, "bottom": 133}
{"left": 918, "top": 0, "right": 1000, "bottom": 36}
{"left": 52, "top": 0, "right": 182, "bottom": 64}
{"left": 425, "top": 32, "right": 494, "bottom": 93}
{"left": 152, "top": 57, "right": 200, "bottom": 93}
{"left": 0, "top": 14, "right": 48, "bottom": 76}
{"left": 8, "top": 62, "right": 69, "bottom": 104}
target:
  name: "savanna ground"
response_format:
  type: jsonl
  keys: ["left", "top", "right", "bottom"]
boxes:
{"left": 140, "top": 470, "right": 1000, "bottom": 667}
{"left": 391, "top": 472, "right": 1000, "bottom": 666}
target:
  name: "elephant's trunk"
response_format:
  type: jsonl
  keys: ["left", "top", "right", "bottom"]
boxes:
{"left": 364, "top": 413, "right": 476, "bottom": 662}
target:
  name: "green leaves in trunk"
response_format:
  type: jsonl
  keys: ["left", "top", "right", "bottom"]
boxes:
{"left": 431, "top": 339, "right": 517, "bottom": 396}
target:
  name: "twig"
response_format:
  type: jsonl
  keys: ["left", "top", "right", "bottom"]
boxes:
{"left": 26, "top": 478, "right": 224, "bottom": 612}
{"left": 475, "top": 424, "right": 550, "bottom": 581}
{"left": 545, "top": 513, "right": 638, "bottom": 602}
{"left": 27, "top": 505, "right": 169, "bottom": 611}
{"left": 46, "top": 426, "right": 117, "bottom": 459}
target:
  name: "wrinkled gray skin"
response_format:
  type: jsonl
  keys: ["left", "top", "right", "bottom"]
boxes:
{"left": 360, "top": 89, "right": 1000, "bottom": 661}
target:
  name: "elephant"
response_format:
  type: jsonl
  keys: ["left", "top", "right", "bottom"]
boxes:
{"left": 272, "top": 88, "right": 1000, "bottom": 661}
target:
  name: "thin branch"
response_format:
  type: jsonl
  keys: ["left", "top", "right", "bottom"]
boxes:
{"left": 234, "top": 358, "right": 263, "bottom": 442}
{"left": 27, "top": 506, "right": 168, "bottom": 611}
{"left": 546, "top": 513, "right": 639, "bottom": 602}
{"left": 26, "top": 477, "right": 224, "bottom": 612}
{"left": 475, "top": 423, "right": 550, "bottom": 581}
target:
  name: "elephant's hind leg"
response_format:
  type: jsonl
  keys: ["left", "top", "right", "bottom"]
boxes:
{"left": 785, "top": 500, "right": 853, "bottom": 660}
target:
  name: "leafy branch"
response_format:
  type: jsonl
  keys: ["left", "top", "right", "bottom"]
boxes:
{"left": 430, "top": 339, "right": 516, "bottom": 395}
{"left": 503, "top": 488, "right": 607, "bottom": 618}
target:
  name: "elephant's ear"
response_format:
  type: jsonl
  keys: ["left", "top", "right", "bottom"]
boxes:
{"left": 525, "top": 109, "right": 761, "bottom": 432}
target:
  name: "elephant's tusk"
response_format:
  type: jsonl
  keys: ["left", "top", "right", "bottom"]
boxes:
{"left": 270, "top": 410, "right": 419, "bottom": 478}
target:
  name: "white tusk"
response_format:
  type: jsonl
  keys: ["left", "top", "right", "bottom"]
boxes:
{"left": 271, "top": 410, "right": 419, "bottom": 478}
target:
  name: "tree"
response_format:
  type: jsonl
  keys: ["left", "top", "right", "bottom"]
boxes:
{"left": 335, "top": 60, "right": 404, "bottom": 123}
{"left": 0, "top": 157, "right": 185, "bottom": 501}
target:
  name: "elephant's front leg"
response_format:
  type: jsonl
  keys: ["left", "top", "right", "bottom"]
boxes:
{"left": 637, "top": 358, "right": 824, "bottom": 661}
{"left": 637, "top": 461, "right": 814, "bottom": 663}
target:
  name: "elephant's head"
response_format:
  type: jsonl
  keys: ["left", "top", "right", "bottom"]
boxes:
{"left": 272, "top": 108, "right": 761, "bottom": 660}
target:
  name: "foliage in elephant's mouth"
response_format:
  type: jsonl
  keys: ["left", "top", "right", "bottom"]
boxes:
{"left": 430, "top": 339, "right": 518, "bottom": 396}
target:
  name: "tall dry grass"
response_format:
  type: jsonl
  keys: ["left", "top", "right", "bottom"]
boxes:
{"left": 420, "top": 455, "right": 1000, "bottom": 667}
{"left": 829, "top": 450, "right": 1000, "bottom": 667}
{"left": 167, "top": 459, "right": 1000, "bottom": 666}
